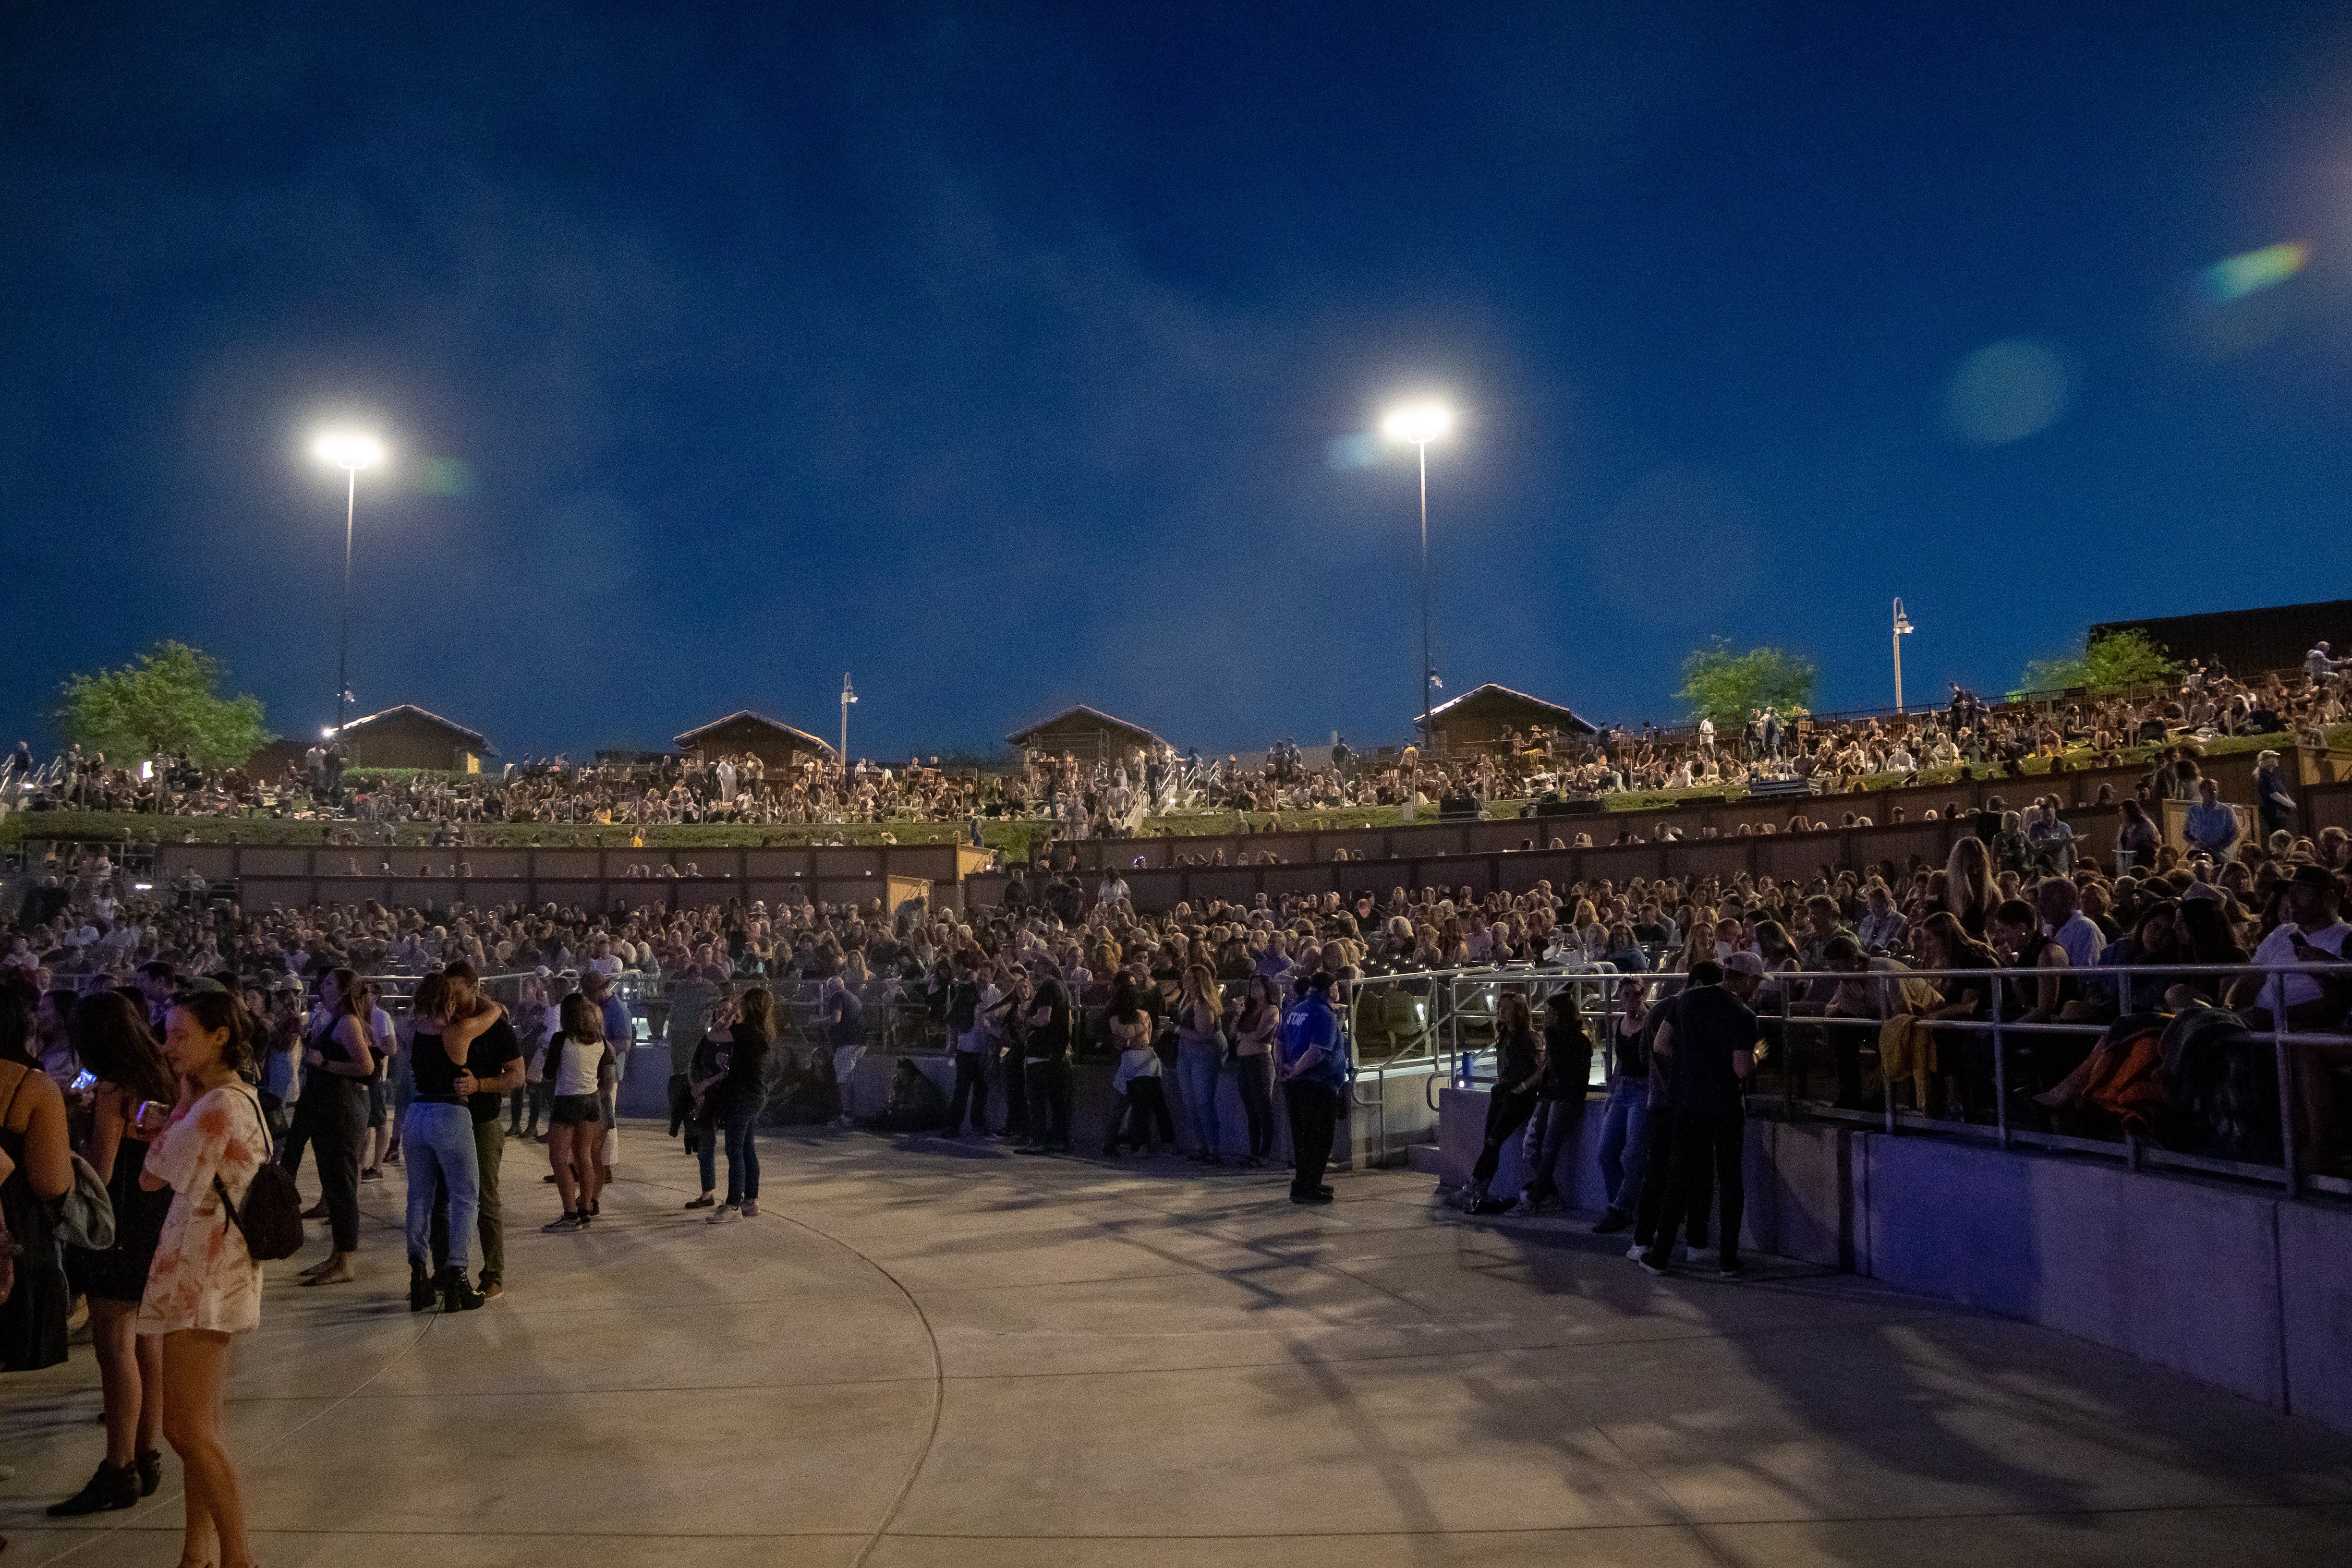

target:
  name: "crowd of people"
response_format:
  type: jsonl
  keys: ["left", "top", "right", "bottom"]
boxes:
{"left": 8, "top": 649, "right": 2344, "bottom": 857}
{"left": 7, "top": 707, "right": 2352, "bottom": 1559}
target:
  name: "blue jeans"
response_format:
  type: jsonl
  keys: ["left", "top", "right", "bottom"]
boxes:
{"left": 403, "top": 1102, "right": 479, "bottom": 1271}
{"left": 1596, "top": 1078, "right": 1650, "bottom": 1216}
{"left": 720, "top": 1105, "right": 759, "bottom": 1204}
{"left": 1176, "top": 1042, "right": 1224, "bottom": 1155}
{"left": 1519, "top": 1098, "right": 1584, "bottom": 1206}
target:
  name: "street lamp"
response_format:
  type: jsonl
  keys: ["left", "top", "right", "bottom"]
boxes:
{"left": 1381, "top": 402, "right": 1453, "bottom": 750}
{"left": 311, "top": 431, "right": 384, "bottom": 742}
{"left": 1891, "top": 597, "right": 1916, "bottom": 714}
{"left": 839, "top": 672, "right": 858, "bottom": 773}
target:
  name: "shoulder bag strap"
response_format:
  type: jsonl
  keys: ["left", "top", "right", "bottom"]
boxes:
{"left": 208, "top": 1086, "right": 275, "bottom": 1243}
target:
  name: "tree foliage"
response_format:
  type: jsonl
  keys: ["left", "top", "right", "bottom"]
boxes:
{"left": 1676, "top": 639, "right": 1819, "bottom": 725}
{"left": 54, "top": 641, "right": 270, "bottom": 769}
{"left": 2016, "top": 628, "right": 2180, "bottom": 696}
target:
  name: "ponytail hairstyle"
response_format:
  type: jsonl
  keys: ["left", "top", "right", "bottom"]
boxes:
{"left": 557, "top": 991, "right": 603, "bottom": 1043}
{"left": 327, "top": 966, "right": 369, "bottom": 1021}
{"left": 169, "top": 989, "right": 255, "bottom": 1077}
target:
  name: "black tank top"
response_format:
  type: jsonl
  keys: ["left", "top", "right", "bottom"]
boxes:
{"left": 409, "top": 1024, "right": 464, "bottom": 1102}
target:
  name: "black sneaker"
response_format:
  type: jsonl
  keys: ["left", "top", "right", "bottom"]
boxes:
{"left": 1591, "top": 1209, "right": 1632, "bottom": 1235}
{"left": 1290, "top": 1189, "right": 1334, "bottom": 1205}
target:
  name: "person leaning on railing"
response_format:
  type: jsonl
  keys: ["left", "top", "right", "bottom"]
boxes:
{"left": 2225, "top": 863, "right": 2351, "bottom": 1167}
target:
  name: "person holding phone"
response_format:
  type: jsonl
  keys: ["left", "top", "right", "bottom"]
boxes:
{"left": 48, "top": 993, "right": 179, "bottom": 1516}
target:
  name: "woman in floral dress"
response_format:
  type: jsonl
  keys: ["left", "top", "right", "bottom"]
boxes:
{"left": 139, "top": 987, "right": 271, "bottom": 1568}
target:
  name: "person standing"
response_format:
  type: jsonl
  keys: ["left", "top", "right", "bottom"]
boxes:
{"left": 1276, "top": 971, "right": 1349, "bottom": 1205}
{"left": 1, "top": 981, "right": 73, "bottom": 1374}
{"left": 138, "top": 989, "right": 271, "bottom": 1568}
{"left": 1173, "top": 964, "right": 1227, "bottom": 1164}
{"left": 401, "top": 974, "right": 493, "bottom": 1314}
{"left": 703, "top": 987, "right": 772, "bottom": 1221}
{"left": 1230, "top": 975, "right": 1282, "bottom": 1168}
{"left": 581, "top": 969, "right": 632, "bottom": 1183}
{"left": 2255, "top": 750, "right": 2298, "bottom": 841}
{"left": 48, "top": 994, "right": 178, "bottom": 1515}
{"left": 1590, "top": 979, "right": 1651, "bottom": 1234}
{"left": 823, "top": 975, "right": 867, "bottom": 1127}
{"left": 1514, "top": 990, "right": 1592, "bottom": 1214}
{"left": 1640, "top": 953, "right": 1763, "bottom": 1278}
{"left": 431, "top": 961, "right": 522, "bottom": 1299}
{"left": 283, "top": 969, "right": 375, "bottom": 1288}
{"left": 942, "top": 953, "right": 989, "bottom": 1136}
{"left": 540, "top": 992, "right": 609, "bottom": 1231}
{"left": 1015, "top": 973, "right": 1074, "bottom": 1154}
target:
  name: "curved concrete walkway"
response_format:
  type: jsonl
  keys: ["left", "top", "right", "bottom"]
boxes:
{"left": 5, "top": 1124, "right": 2351, "bottom": 1566}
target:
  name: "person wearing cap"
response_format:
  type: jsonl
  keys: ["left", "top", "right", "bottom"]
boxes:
{"left": 1640, "top": 952, "right": 1764, "bottom": 1278}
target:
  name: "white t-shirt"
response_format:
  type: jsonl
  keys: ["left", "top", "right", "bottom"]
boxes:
{"left": 548, "top": 1031, "right": 608, "bottom": 1098}
{"left": 2251, "top": 920, "right": 2350, "bottom": 1015}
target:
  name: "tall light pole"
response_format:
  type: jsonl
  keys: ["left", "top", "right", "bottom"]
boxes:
{"left": 311, "top": 431, "right": 385, "bottom": 741}
{"left": 1891, "top": 597, "right": 1916, "bottom": 714}
{"left": 839, "top": 672, "right": 858, "bottom": 774}
{"left": 1381, "top": 402, "right": 1453, "bottom": 751}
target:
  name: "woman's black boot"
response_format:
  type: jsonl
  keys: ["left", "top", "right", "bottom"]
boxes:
{"left": 439, "top": 1266, "right": 485, "bottom": 1313}
{"left": 135, "top": 1447, "right": 162, "bottom": 1497}
{"left": 47, "top": 1459, "right": 139, "bottom": 1516}
{"left": 409, "top": 1258, "right": 437, "bottom": 1312}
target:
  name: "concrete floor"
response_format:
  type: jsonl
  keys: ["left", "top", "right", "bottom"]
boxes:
{"left": 5, "top": 1123, "right": 2350, "bottom": 1568}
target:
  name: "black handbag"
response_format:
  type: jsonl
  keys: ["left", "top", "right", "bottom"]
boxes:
{"left": 211, "top": 1087, "right": 306, "bottom": 1262}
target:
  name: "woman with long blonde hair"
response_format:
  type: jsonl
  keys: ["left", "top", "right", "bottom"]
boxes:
{"left": 1174, "top": 963, "right": 1226, "bottom": 1165}
{"left": 1944, "top": 837, "right": 1997, "bottom": 941}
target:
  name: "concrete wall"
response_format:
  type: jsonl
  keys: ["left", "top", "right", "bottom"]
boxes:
{"left": 1435, "top": 1087, "right": 2352, "bottom": 1435}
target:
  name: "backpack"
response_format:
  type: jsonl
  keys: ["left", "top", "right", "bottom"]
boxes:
{"left": 212, "top": 1087, "right": 305, "bottom": 1262}
{"left": 56, "top": 1151, "right": 117, "bottom": 1252}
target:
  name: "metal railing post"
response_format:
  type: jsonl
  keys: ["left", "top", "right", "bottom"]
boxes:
{"left": 1991, "top": 984, "right": 2008, "bottom": 1150}
{"left": 1780, "top": 977, "right": 1794, "bottom": 1120}
{"left": 2274, "top": 982, "right": 2300, "bottom": 1200}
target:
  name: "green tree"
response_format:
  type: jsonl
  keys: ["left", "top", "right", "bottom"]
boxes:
{"left": 1676, "top": 639, "right": 1819, "bottom": 725}
{"left": 2016, "top": 628, "right": 2179, "bottom": 696}
{"left": 54, "top": 641, "right": 270, "bottom": 769}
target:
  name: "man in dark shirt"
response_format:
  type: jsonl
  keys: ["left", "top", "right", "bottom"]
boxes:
{"left": 1016, "top": 974, "right": 1074, "bottom": 1153}
{"left": 431, "top": 961, "right": 525, "bottom": 1299}
{"left": 1639, "top": 953, "right": 1763, "bottom": 1278}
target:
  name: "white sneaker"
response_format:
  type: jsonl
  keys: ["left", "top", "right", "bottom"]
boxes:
{"left": 1626, "top": 1242, "right": 1646, "bottom": 1261}
{"left": 707, "top": 1205, "right": 739, "bottom": 1225}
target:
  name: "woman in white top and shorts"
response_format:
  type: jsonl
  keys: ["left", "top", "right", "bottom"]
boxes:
{"left": 542, "top": 993, "right": 610, "bottom": 1232}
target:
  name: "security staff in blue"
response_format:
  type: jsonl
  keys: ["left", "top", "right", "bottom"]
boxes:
{"left": 1276, "top": 971, "right": 1350, "bottom": 1205}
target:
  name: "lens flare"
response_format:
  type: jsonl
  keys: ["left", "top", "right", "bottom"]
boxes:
{"left": 2203, "top": 241, "right": 2309, "bottom": 304}
{"left": 1944, "top": 338, "right": 2072, "bottom": 446}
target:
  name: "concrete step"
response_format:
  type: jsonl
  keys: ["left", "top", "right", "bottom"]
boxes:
{"left": 1403, "top": 1141, "right": 1444, "bottom": 1176}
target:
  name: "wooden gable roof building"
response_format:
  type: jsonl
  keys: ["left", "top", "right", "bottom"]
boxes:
{"left": 1006, "top": 704, "right": 1168, "bottom": 764}
{"left": 1416, "top": 684, "right": 1596, "bottom": 755}
{"left": 673, "top": 711, "right": 837, "bottom": 770}
{"left": 335, "top": 704, "right": 492, "bottom": 772}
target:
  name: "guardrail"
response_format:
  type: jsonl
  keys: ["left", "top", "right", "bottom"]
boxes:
{"left": 1346, "top": 957, "right": 2352, "bottom": 1201}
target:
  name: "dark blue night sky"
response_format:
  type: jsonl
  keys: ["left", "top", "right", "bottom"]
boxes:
{"left": 6, "top": 3, "right": 2351, "bottom": 761}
